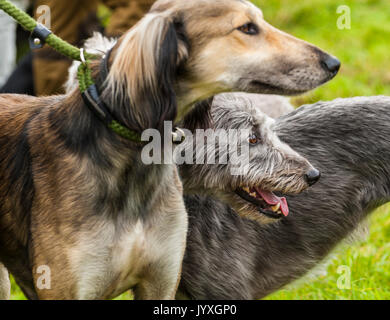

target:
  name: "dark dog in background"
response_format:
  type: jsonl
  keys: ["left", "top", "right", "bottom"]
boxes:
{"left": 178, "top": 95, "right": 390, "bottom": 299}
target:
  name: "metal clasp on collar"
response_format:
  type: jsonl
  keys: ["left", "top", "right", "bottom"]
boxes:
{"left": 80, "top": 48, "right": 87, "bottom": 65}
{"left": 172, "top": 127, "right": 186, "bottom": 144}
{"left": 29, "top": 23, "right": 52, "bottom": 49}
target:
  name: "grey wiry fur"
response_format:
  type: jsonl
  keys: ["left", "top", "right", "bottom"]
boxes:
{"left": 178, "top": 96, "right": 390, "bottom": 300}
{"left": 225, "top": 93, "right": 294, "bottom": 119}
{"left": 226, "top": 92, "right": 369, "bottom": 246}
{"left": 179, "top": 93, "right": 318, "bottom": 224}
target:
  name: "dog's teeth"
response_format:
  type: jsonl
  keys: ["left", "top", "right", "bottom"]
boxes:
{"left": 243, "top": 187, "right": 250, "bottom": 193}
{"left": 271, "top": 203, "right": 281, "bottom": 212}
{"left": 250, "top": 192, "right": 257, "bottom": 198}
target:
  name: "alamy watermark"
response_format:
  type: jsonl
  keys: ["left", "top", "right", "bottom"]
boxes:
{"left": 141, "top": 122, "right": 250, "bottom": 176}
{"left": 36, "top": 5, "right": 51, "bottom": 29}
{"left": 36, "top": 265, "right": 51, "bottom": 290}
{"left": 337, "top": 5, "right": 351, "bottom": 30}
{"left": 337, "top": 265, "right": 352, "bottom": 290}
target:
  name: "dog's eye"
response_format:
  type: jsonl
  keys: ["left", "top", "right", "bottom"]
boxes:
{"left": 248, "top": 134, "right": 260, "bottom": 145}
{"left": 238, "top": 23, "right": 259, "bottom": 35}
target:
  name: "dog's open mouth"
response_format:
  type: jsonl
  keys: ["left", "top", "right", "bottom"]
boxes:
{"left": 235, "top": 187, "right": 289, "bottom": 220}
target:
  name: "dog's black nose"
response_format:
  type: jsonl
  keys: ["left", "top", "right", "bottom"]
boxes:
{"left": 305, "top": 169, "right": 321, "bottom": 186}
{"left": 321, "top": 55, "right": 341, "bottom": 74}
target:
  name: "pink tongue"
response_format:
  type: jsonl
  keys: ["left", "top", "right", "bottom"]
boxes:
{"left": 255, "top": 188, "right": 289, "bottom": 217}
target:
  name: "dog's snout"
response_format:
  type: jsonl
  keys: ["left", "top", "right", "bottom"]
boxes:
{"left": 305, "top": 168, "right": 321, "bottom": 186}
{"left": 320, "top": 55, "right": 341, "bottom": 74}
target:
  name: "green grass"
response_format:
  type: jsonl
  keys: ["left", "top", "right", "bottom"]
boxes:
{"left": 9, "top": 0, "right": 390, "bottom": 300}
{"left": 256, "top": 0, "right": 390, "bottom": 300}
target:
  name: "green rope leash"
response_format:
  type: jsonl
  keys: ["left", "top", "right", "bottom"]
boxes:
{"left": 0, "top": 0, "right": 142, "bottom": 142}
{"left": 76, "top": 62, "right": 94, "bottom": 92}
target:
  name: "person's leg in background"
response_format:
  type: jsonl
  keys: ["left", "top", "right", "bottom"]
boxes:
{"left": 32, "top": 0, "right": 155, "bottom": 96}
{"left": 0, "top": 52, "right": 34, "bottom": 95}
{"left": 0, "top": 0, "right": 28, "bottom": 88}
{"left": 3, "top": 0, "right": 155, "bottom": 96}
{"left": 32, "top": 0, "right": 100, "bottom": 96}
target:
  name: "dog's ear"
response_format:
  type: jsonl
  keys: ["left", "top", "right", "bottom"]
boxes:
{"left": 153, "top": 17, "right": 190, "bottom": 131}
{"left": 181, "top": 97, "right": 214, "bottom": 132}
{"left": 106, "top": 13, "right": 189, "bottom": 132}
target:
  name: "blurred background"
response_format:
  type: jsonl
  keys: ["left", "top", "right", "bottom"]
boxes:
{"left": 5, "top": 0, "right": 390, "bottom": 300}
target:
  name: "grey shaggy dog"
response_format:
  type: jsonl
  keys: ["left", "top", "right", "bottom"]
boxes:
{"left": 177, "top": 96, "right": 390, "bottom": 300}
{"left": 179, "top": 94, "right": 320, "bottom": 224}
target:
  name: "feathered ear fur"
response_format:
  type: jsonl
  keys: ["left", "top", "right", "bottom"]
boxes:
{"left": 105, "top": 13, "right": 189, "bottom": 132}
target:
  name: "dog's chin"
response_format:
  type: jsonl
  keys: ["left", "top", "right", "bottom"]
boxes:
{"left": 238, "top": 76, "right": 334, "bottom": 96}
{"left": 234, "top": 205, "right": 282, "bottom": 225}
{"left": 215, "top": 190, "right": 286, "bottom": 225}
{"left": 240, "top": 80, "right": 308, "bottom": 96}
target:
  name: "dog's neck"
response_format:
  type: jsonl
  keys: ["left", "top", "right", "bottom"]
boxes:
{"left": 175, "top": 82, "right": 226, "bottom": 121}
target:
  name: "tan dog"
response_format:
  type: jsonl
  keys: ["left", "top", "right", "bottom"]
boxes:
{"left": 0, "top": 0, "right": 339, "bottom": 300}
